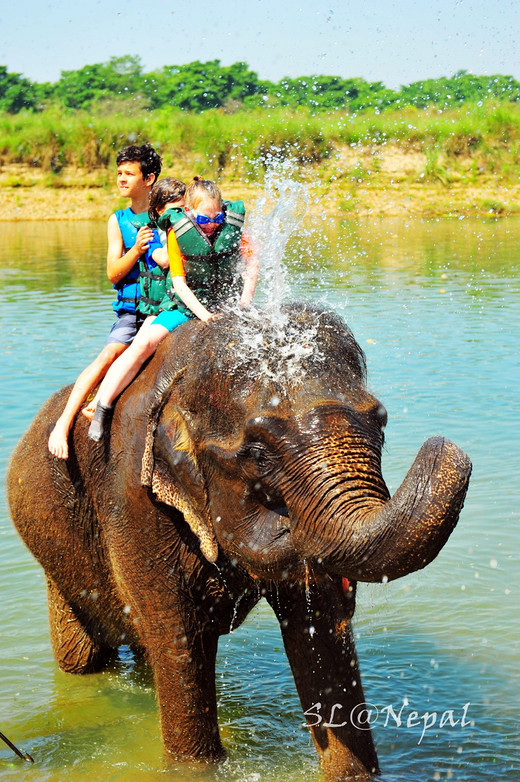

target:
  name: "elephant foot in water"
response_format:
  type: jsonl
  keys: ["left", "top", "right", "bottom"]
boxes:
{"left": 46, "top": 578, "right": 117, "bottom": 674}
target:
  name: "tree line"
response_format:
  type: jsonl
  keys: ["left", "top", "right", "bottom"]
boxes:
{"left": 1, "top": 57, "right": 520, "bottom": 114}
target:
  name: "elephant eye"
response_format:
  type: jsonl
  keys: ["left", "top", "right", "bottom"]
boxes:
{"left": 239, "top": 442, "right": 273, "bottom": 476}
{"left": 366, "top": 402, "right": 387, "bottom": 431}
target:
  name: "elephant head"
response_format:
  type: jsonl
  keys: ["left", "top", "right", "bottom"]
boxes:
{"left": 141, "top": 303, "right": 471, "bottom": 583}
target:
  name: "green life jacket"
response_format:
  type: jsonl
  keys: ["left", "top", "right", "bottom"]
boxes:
{"left": 135, "top": 211, "right": 173, "bottom": 317}
{"left": 156, "top": 200, "right": 245, "bottom": 317}
{"left": 138, "top": 257, "right": 168, "bottom": 316}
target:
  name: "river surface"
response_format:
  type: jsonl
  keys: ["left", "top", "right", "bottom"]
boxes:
{"left": 0, "top": 216, "right": 518, "bottom": 781}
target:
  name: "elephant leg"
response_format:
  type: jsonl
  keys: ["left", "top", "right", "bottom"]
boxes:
{"left": 141, "top": 612, "right": 224, "bottom": 761}
{"left": 46, "top": 577, "right": 116, "bottom": 674}
{"left": 266, "top": 578, "right": 379, "bottom": 782}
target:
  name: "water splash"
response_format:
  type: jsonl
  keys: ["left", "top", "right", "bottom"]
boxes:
{"left": 228, "top": 304, "right": 326, "bottom": 385}
{"left": 247, "top": 156, "right": 309, "bottom": 318}
{"left": 225, "top": 158, "right": 328, "bottom": 384}
{"left": 213, "top": 562, "right": 230, "bottom": 593}
{"left": 229, "top": 589, "right": 248, "bottom": 633}
{"left": 303, "top": 560, "right": 316, "bottom": 639}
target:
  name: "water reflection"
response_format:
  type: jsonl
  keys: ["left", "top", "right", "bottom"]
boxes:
{"left": 3, "top": 216, "right": 519, "bottom": 295}
{"left": 2, "top": 221, "right": 108, "bottom": 296}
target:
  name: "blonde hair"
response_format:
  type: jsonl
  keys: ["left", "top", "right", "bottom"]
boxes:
{"left": 185, "top": 177, "right": 222, "bottom": 210}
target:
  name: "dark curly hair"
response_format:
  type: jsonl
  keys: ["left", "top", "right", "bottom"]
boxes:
{"left": 116, "top": 144, "right": 162, "bottom": 183}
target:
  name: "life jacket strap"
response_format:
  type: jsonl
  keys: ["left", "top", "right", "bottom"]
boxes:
{"left": 182, "top": 249, "right": 236, "bottom": 262}
{"left": 140, "top": 267, "right": 165, "bottom": 280}
{"left": 140, "top": 295, "right": 163, "bottom": 306}
{"left": 115, "top": 269, "right": 140, "bottom": 287}
{"left": 173, "top": 217, "right": 194, "bottom": 240}
{"left": 225, "top": 209, "right": 245, "bottom": 228}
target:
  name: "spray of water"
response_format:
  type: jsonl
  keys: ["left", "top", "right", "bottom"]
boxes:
{"left": 247, "top": 156, "right": 309, "bottom": 317}
{"left": 225, "top": 157, "right": 327, "bottom": 384}
{"left": 227, "top": 305, "right": 325, "bottom": 385}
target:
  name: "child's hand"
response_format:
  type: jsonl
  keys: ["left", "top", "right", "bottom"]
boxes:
{"left": 201, "top": 312, "right": 221, "bottom": 324}
{"left": 135, "top": 226, "right": 153, "bottom": 254}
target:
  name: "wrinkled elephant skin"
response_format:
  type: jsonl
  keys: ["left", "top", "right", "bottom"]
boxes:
{"left": 7, "top": 304, "right": 471, "bottom": 781}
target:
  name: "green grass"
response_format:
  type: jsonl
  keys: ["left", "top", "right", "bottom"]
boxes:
{"left": 0, "top": 101, "right": 519, "bottom": 183}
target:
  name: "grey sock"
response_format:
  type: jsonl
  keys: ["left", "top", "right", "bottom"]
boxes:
{"left": 88, "top": 403, "right": 113, "bottom": 442}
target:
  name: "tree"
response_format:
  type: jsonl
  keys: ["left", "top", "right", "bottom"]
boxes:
{"left": 54, "top": 56, "right": 145, "bottom": 109}
{"left": 263, "top": 74, "right": 397, "bottom": 112}
{"left": 144, "top": 60, "right": 261, "bottom": 111}
{"left": 2, "top": 57, "right": 520, "bottom": 117}
{"left": 0, "top": 66, "right": 38, "bottom": 112}
{"left": 398, "top": 71, "right": 520, "bottom": 108}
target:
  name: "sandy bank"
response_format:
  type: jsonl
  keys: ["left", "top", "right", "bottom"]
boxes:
{"left": 1, "top": 147, "right": 519, "bottom": 220}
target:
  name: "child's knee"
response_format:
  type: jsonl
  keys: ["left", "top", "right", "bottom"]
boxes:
{"left": 135, "top": 328, "right": 166, "bottom": 358}
{"left": 143, "top": 337, "right": 161, "bottom": 358}
{"left": 99, "top": 343, "right": 126, "bottom": 366}
{"left": 132, "top": 338, "right": 156, "bottom": 362}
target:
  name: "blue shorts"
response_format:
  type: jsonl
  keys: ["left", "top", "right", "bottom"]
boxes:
{"left": 105, "top": 312, "right": 138, "bottom": 345}
{"left": 153, "top": 310, "right": 190, "bottom": 332}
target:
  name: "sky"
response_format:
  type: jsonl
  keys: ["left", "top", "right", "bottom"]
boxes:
{"left": 1, "top": 0, "right": 519, "bottom": 90}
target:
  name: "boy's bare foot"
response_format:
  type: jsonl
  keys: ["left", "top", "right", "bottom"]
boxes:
{"left": 48, "top": 420, "right": 69, "bottom": 460}
{"left": 81, "top": 400, "right": 97, "bottom": 421}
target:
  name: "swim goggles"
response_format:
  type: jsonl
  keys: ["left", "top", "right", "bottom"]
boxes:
{"left": 194, "top": 212, "right": 225, "bottom": 225}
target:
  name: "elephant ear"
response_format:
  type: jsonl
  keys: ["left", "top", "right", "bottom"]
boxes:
{"left": 141, "top": 368, "right": 219, "bottom": 564}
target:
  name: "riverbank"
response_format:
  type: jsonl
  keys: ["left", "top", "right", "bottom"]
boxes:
{"left": 1, "top": 144, "right": 520, "bottom": 220}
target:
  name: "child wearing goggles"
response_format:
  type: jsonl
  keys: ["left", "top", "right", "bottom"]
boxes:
{"left": 194, "top": 211, "right": 225, "bottom": 225}
{"left": 88, "top": 177, "right": 258, "bottom": 442}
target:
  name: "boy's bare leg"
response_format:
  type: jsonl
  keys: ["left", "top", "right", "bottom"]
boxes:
{"left": 48, "top": 342, "right": 128, "bottom": 460}
{"left": 82, "top": 316, "right": 156, "bottom": 421}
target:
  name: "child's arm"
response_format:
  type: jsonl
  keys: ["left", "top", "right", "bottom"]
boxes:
{"left": 106, "top": 214, "right": 154, "bottom": 285}
{"left": 144, "top": 228, "right": 168, "bottom": 269}
{"left": 171, "top": 277, "right": 215, "bottom": 323}
{"left": 167, "top": 230, "right": 216, "bottom": 324}
{"left": 151, "top": 246, "right": 169, "bottom": 269}
{"left": 149, "top": 225, "right": 169, "bottom": 269}
{"left": 239, "top": 233, "right": 259, "bottom": 307}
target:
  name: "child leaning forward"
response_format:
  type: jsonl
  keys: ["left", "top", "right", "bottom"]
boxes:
{"left": 87, "top": 177, "right": 259, "bottom": 441}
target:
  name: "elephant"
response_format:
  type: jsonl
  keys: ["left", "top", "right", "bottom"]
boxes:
{"left": 7, "top": 303, "right": 471, "bottom": 781}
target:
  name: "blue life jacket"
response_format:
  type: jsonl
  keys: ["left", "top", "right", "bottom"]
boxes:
{"left": 112, "top": 208, "right": 150, "bottom": 314}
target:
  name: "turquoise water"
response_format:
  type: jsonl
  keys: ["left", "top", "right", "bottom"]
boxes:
{"left": 0, "top": 217, "right": 518, "bottom": 781}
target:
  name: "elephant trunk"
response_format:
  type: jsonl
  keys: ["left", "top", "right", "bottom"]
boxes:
{"left": 286, "top": 436, "right": 471, "bottom": 583}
